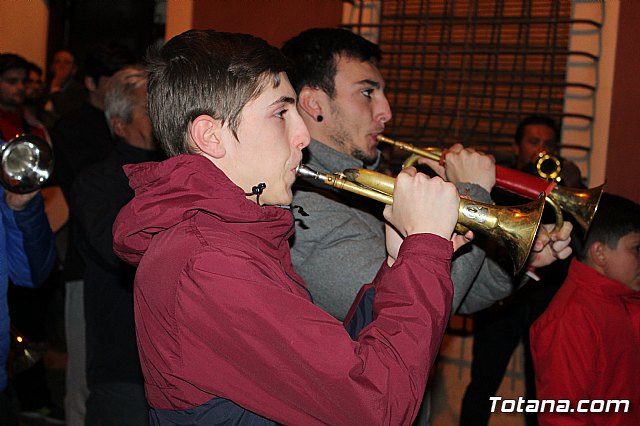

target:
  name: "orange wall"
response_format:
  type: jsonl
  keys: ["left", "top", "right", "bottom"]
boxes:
{"left": 607, "top": 0, "right": 640, "bottom": 203}
{"left": 191, "top": 0, "right": 342, "bottom": 48}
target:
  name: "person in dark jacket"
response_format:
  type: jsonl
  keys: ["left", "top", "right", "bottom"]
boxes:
{"left": 112, "top": 29, "right": 463, "bottom": 425}
{"left": 51, "top": 40, "right": 135, "bottom": 426}
{"left": 73, "top": 65, "right": 163, "bottom": 426}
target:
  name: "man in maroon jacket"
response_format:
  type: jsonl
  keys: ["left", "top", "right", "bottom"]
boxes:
{"left": 112, "top": 30, "right": 463, "bottom": 425}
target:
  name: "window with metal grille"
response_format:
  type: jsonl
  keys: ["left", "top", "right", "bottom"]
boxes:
{"left": 343, "top": 0, "right": 587, "bottom": 168}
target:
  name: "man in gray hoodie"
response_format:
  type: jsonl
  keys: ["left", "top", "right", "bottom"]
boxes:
{"left": 283, "top": 28, "right": 573, "bottom": 322}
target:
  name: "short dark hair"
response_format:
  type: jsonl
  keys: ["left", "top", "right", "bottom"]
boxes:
{"left": 84, "top": 41, "right": 136, "bottom": 84}
{"left": 514, "top": 114, "right": 560, "bottom": 146}
{"left": 282, "top": 27, "right": 382, "bottom": 98}
{"left": 0, "top": 53, "right": 29, "bottom": 76}
{"left": 145, "top": 30, "right": 289, "bottom": 157}
{"left": 573, "top": 193, "right": 640, "bottom": 261}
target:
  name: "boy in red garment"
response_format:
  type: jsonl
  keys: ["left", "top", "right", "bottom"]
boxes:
{"left": 531, "top": 193, "right": 640, "bottom": 425}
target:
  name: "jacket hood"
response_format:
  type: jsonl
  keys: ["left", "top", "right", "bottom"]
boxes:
{"left": 113, "top": 154, "right": 294, "bottom": 266}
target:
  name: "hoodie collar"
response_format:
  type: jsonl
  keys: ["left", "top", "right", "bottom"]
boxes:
{"left": 114, "top": 154, "right": 294, "bottom": 266}
{"left": 304, "top": 138, "right": 382, "bottom": 174}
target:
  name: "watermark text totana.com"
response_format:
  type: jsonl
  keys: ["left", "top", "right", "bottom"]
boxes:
{"left": 490, "top": 396, "right": 630, "bottom": 414}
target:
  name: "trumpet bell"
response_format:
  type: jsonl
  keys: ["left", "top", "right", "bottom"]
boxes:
{"left": 0, "top": 134, "right": 54, "bottom": 193}
{"left": 487, "top": 195, "right": 545, "bottom": 274}
{"left": 548, "top": 183, "right": 605, "bottom": 235}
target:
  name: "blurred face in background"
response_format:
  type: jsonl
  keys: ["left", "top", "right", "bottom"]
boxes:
{"left": 0, "top": 68, "right": 27, "bottom": 111}
{"left": 112, "top": 85, "right": 154, "bottom": 151}
{"left": 25, "top": 69, "right": 45, "bottom": 104}
{"left": 50, "top": 50, "right": 77, "bottom": 85}
{"left": 513, "top": 123, "right": 557, "bottom": 170}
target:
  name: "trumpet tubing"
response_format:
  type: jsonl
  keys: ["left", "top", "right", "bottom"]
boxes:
{"left": 296, "top": 165, "right": 545, "bottom": 274}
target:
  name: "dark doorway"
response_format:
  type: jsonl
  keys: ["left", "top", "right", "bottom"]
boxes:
{"left": 47, "top": 0, "right": 165, "bottom": 72}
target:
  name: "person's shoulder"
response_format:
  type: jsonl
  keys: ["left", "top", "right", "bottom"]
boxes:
{"left": 534, "top": 282, "right": 593, "bottom": 328}
{"left": 53, "top": 103, "right": 100, "bottom": 129}
{"left": 293, "top": 186, "right": 345, "bottom": 209}
{"left": 71, "top": 153, "right": 123, "bottom": 192}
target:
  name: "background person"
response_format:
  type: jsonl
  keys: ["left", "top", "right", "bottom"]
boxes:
{"left": 0, "top": 52, "right": 62, "bottom": 425}
{"left": 73, "top": 65, "right": 162, "bottom": 425}
{"left": 51, "top": 40, "right": 135, "bottom": 426}
{"left": 44, "top": 49, "right": 88, "bottom": 121}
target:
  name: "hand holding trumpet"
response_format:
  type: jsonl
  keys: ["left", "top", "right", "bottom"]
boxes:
{"left": 417, "top": 143, "right": 496, "bottom": 194}
{"left": 528, "top": 221, "right": 574, "bottom": 268}
{"left": 5, "top": 190, "right": 40, "bottom": 212}
{"left": 384, "top": 168, "right": 459, "bottom": 266}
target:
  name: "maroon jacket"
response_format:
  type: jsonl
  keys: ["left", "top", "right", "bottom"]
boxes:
{"left": 112, "top": 154, "right": 454, "bottom": 425}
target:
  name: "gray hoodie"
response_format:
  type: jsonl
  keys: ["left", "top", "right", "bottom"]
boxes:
{"left": 291, "top": 139, "right": 518, "bottom": 320}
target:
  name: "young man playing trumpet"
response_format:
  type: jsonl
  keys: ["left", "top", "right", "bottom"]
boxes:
{"left": 282, "top": 28, "right": 573, "bottom": 321}
{"left": 282, "top": 28, "right": 574, "bottom": 424}
{"left": 113, "top": 29, "right": 466, "bottom": 425}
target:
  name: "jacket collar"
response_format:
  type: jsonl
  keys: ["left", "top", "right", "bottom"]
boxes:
{"left": 569, "top": 258, "right": 640, "bottom": 299}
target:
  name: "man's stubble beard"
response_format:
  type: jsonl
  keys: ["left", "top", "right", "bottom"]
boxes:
{"left": 328, "top": 103, "right": 378, "bottom": 166}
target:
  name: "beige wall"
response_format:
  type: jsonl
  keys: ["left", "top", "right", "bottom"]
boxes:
{"left": 0, "top": 0, "right": 49, "bottom": 71}
{"left": 607, "top": 0, "right": 640, "bottom": 203}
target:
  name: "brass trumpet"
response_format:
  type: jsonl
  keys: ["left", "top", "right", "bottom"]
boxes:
{"left": 376, "top": 134, "right": 603, "bottom": 233}
{"left": 296, "top": 164, "right": 545, "bottom": 274}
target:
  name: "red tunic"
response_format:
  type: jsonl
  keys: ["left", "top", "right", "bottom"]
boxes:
{"left": 531, "top": 258, "right": 640, "bottom": 425}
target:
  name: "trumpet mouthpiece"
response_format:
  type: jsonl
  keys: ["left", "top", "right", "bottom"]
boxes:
{"left": 296, "top": 164, "right": 322, "bottom": 181}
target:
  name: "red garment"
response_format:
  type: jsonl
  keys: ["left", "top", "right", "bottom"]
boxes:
{"left": 112, "top": 154, "right": 454, "bottom": 425}
{"left": 0, "top": 108, "right": 49, "bottom": 142}
{"left": 531, "top": 258, "right": 640, "bottom": 425}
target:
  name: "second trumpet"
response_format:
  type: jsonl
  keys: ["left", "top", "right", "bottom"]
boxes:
{"left": 296, "top": 165, "right": 545, "bottom": 274}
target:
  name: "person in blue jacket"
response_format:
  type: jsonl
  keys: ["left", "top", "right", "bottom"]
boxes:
{"left": 0, "top": 171, "right": 56, "bottom": 425}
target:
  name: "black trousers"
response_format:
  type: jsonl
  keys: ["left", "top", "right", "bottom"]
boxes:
{"left": 459, "top": 301, "right": 540, "bottom": 426}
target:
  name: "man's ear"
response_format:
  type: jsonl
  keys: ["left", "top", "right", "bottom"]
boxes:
{"left": 110, "top": 117, "right": 125, "bottom": 139}
{"left": 298, "top": 86, "right": 325, "bottom": 121}
{"left": 84, "top": 76, "right": 96, "bottom": 92}
{"left": 190, "top": 115, "right": 226, "bottom": 158}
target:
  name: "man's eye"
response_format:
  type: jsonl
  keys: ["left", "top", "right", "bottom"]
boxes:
{"left": 275, "top": 109, "right": 287, "bottom": 119}
{"left": 362, "top": 89, "right": 373, "bottom": 98}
